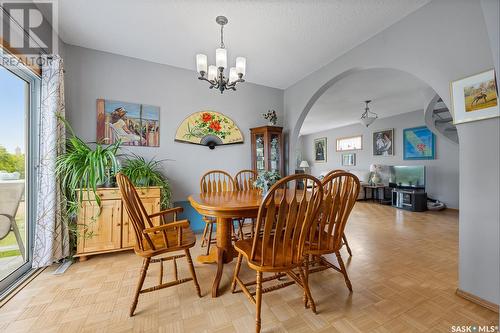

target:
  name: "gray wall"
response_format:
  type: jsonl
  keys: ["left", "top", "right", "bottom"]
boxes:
{"left": 284, "top": 0, "right": 499, "bottom": 305}
{"left": 63, "top": 44, "right": 283, "bottom": 201}
{"left": 301, "top": 110, "right": 459, "bottom": 208}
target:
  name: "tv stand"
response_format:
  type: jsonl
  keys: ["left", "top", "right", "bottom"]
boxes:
{"left": 392, "top": 188, "right": 427, "bottom": 212}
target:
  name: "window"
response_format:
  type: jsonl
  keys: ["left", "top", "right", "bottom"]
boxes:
{"left": 336, "top": 135, "right": 363, "bottom": 151}
{"left": 0, "top": 53, "right": 40, "bottom": 296}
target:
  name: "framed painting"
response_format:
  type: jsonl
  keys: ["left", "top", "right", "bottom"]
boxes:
{"left": 373, "top": 129, "right": 394, "bottom": 156}
{"left": 403, "top": 126, "right": 435, "bottom": 160}
{"left": 342, "top": 153, "right": 356, "bottom": 166}
{"left": 451, "top": 69, "right": 498, "bottom": 124}
{"left": 336, "top": 135, "right": 362, "bottom": 152}
{"left": 314, "top": 137, "right": 327, "bottom": 163}
{"left": 175, "top": 111, "right": 243, "bottom": 149}
{"left": 96, "top": 99, "right": 160, "bottom": 147}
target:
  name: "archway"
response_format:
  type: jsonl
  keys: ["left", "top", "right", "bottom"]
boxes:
{"left": 289, "top": 66, "right": 453, "bottom": 174}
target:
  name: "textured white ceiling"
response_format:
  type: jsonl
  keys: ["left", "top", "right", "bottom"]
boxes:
{"left": 299, "top": 68, "right": 434, "bottom": 135}
{"left": 58, "top": 0, "right": 430, "bottom": 89}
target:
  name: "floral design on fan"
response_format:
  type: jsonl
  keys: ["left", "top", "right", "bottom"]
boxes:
{"left": 184, "top": 112, "right": 233, "bottom": 140}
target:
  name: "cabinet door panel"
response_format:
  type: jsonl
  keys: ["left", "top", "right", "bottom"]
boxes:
{"left": 77, "top": 200, "right": 121, "bottom": 254}
{"left": 122, "top": 197, "right": 161, "bottom": 248}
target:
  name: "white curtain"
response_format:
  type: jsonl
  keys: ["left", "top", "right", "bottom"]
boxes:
{"left": 33, "top": 55, "right": 69, "bottom": 268}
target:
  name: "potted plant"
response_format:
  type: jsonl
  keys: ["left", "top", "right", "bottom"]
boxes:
{"left": 56, "top": 120, "right": 121, "bottom": 213}
{"left": 254, "top": 171, "right": 281, "bottom": 196}
{"left": 119, "top": 154, "right": 172, "bottom": 208}
{"left": 263, "top": 109, "right": 277, "bottom": 126}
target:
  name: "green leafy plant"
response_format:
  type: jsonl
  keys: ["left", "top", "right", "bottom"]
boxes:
{"left": 56, "top": 118, "right": 121, "bottom": 215}
{"left": 254, "top": 171, "right": 281, "bottom": 195}
{"left": 119, "top": 154, "right": 172, "bottom": 208}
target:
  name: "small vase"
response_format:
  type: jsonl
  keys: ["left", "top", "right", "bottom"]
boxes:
{"left": 261, "top": 183, "right": 269, "bottom": 197}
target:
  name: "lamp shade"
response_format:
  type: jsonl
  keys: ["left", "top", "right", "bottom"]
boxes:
{"left": 360, "top": 116, "right": 377, "bottom": 127}
{"left": 236, "top": 57, "right": 246, "bottom": 76}
{"left": 215, "top": 48, "right": 227, "bottom": 68}
{"left": 229, "top": 67, "right": 238, "bottom": 83}
{"left": 196, "top": 54, "right": 207, "bottom": 73}
{"left": 299, "top": 160, "right": 310, "bottom": 168}
{"left": 207, "top": 65, "right": 217, "bottom": 81}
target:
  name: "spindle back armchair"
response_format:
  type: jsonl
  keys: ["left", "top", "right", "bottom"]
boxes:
{"left": 231, "top": 174, "right": 323, "bottom": 332}
{"left": 234, "top": 169, "right": 258, "bottom": 191}
{"left": 199, "top": 170, "right": 236, "bottom": 253}
{"left": 305, "top": 171, "right": 360, "bottom": 294}
{"left": 116, "top": 173, "right": 201, "bottom": 316}
{"left": 234, "top": 169, "right": 258, "bottom": 238}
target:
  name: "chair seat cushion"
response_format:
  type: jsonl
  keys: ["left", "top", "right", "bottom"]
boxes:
{"left": 136, "top": 225, "right": 196, "bottom": 257}
{"left": 234, "top": 238, "right": 302, "bottom": 272}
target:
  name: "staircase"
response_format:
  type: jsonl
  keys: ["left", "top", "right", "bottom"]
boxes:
{"left": 425, "top": 94, "right": 458, "bottom": 144}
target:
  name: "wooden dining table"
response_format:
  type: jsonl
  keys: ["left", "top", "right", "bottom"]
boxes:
{"left": 188, "top": 189, "right": 263, "bottom": 297}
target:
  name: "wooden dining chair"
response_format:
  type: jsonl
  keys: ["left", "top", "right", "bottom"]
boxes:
{"left": 323, "top": 169, "right": 353, "bottom": 256}
{"left": 231, "top": 174, "right": 323, "bottom": 333}
{"left": 234, "top": 169, "right": 258, "bottom": 238}
{"left": 304, "top": 171, "right": 360, "bottom": 298}
{"left": 116, "top": 173, "right": 202, "bottom": 316}
{"left": 199, "top": 170, "right": 236, "bottom": 255}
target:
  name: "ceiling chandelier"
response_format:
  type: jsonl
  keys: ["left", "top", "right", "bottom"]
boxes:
{"left": 196, "top": 16, "right": 246, "bottom": 94}
{"left": 360, "top": 100, "right": 378, "bottom": 127}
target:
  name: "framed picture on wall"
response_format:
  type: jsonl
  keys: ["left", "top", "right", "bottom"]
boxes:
{"left": 403, "top": 126, "right": 436, "bottom": 160}
{"left": 314, "top": 137, "right": 327, "bottom": 163}
{"left": 450, "top": 69, "right": 499, "bottom": 124}
{"left": 96, "top": 99, "right": 160, "bottom": 147}
{"left": 342, "top": 153, "right": 356, "bottom": 166}
{"left": 373, "top": 128, "right": 394, "bottom": 156}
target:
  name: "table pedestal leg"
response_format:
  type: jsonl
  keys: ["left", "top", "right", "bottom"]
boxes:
{"left": 196, "top": 217, "right": 236, "bottom": 297}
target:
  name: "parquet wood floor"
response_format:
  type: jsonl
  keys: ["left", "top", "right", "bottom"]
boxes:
{"left": 0, "top": 203, "right": 497, "bottom": 332}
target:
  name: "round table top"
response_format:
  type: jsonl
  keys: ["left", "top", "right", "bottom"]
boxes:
{"left": 188, "top": 190, "right": 263, "bottom": 218}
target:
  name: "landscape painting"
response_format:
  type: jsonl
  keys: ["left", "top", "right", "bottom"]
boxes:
{"left": 463, "top": 77, "right": 497, "bottom": 112}
{"left": 403, "top": 126, "right": 435, "bottom": 160}
{"left": 451, "top": 69, "right": 499, "bottom": 124}
{"left": 96, "top": 99, "right": 160, "bottom": 147}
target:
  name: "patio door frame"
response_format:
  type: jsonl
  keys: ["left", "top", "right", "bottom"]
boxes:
{"left": 0, "top": 51, "right": 40, "bottom": 297}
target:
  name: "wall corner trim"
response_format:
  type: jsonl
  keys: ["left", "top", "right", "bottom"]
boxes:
{"left": 456, "top": 288, "right": 499, "bottom": 313}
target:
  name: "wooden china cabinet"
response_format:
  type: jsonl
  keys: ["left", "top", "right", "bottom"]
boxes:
{"left": 250, "top": 126, "right": 284, "bottom": 176}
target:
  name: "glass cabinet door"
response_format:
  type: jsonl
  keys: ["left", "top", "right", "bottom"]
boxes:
{"left": 269, "top": 134, "right": 280, "bottom": 173}
{"left": 255, "top": 134, "right": 265, "bottom": 174}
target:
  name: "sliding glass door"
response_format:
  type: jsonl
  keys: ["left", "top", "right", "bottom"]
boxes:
{"left": 0, "top": 55, "right": 40, "bottom": 295}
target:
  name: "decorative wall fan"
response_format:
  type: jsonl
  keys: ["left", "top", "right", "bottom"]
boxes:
{"left": 175, "top": 111, "right": 244, "bottom": 149}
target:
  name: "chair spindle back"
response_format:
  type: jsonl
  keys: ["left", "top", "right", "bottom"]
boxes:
{"left": 309, "top": 172, "right": 360, "bottom": 252}
{"left": 116, "top": 173, "right": 157, "bottom": 251}
{"left": 234, "top": 170, "right": 258, "bottom": 191}
{"left": 200, "top": 170, "right": 235, "bottom": 193}
{"left": 252, "top": 174, "right": 323, "bottom": 267}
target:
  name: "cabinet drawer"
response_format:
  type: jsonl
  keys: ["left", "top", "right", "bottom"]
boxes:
{"left": 77, "top": 187, "right": 161, "bottom": 201}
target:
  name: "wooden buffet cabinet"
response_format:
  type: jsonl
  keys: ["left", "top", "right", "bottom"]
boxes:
{"left": 75, "top": 187, "right": 161, "bottom": 260}
{"left": 250, "top": 126, "right": 284, "bottom": 176}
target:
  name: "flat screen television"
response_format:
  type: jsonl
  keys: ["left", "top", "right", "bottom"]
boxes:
{"left": 389, "top": 166, "right": 425, "bottom": 189}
